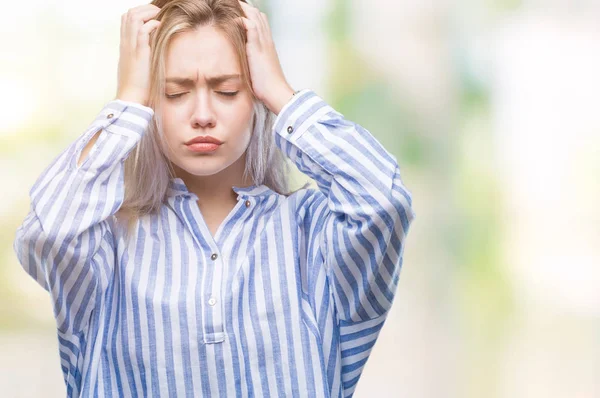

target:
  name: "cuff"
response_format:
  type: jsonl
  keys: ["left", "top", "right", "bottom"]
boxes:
{"left": 272, "top": 89, "right": 340, "bottom": 145}
{"left": 91, "top": 99, "right": 154, "bottom": 139}
{"left": 112, "top": 99, "right": 155, "bottom": 115}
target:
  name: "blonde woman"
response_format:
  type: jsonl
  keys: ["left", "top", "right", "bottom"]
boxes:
{"left": 13, "top": 0, "right": 415, "bottom": 396}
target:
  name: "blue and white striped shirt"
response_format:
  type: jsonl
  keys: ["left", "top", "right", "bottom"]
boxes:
{"left": 14, "top": 89, "right": 415, "bottom": 397}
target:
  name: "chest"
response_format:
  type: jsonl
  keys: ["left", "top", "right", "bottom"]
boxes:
{"left": 110, "top": 205, "right": 309, "bottom": 344}
{"left": 203, "top": 212, "right": 227, "bottom": 238}
{"left": 96, "top": 202, "right": 333, "bottom": 394}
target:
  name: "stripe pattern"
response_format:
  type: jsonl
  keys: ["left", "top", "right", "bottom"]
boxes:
{"left": 14, "top": 90, "right": 415, "bottom": 397}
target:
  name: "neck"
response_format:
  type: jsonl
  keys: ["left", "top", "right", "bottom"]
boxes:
{"left": 172, "top": 153, "right": 255, "bottom": 208}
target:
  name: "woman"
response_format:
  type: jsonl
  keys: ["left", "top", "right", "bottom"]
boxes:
{"left": 13, "top": 0, "right": 415, "bottom": 396}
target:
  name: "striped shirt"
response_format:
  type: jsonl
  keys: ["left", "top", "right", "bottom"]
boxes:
{"left": 14, "top": 89, "right": 415, "bottom": 397}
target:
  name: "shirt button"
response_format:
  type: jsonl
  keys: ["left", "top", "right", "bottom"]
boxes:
{"left": 211, "top": 253, "right": 218, "bottom": 261}
{"left": 245, "top": 200, "right": 251, "bottom": 208}
{"left": 106, "top": 113, "right": 114, "bottom": 119}
{"left": 208, "top": 297, "right": 217, "bottom": 306}
{"left": 287, "top": 126, "right": 293, "bottom": 134}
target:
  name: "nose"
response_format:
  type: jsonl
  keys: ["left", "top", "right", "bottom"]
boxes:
{"left": 190, "top": 91, "right": 216, "bottom": 129}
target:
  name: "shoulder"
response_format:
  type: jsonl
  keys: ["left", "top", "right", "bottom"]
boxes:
{"left": 284, "top": 183, "right": 325, "bottom": 204}
{"left": 280, "top": 185, "right": 328, "bottom": 226}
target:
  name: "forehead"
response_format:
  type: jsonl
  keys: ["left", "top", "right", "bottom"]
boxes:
{"left": 165, "top": 25, "right": 240, "bottom": 79}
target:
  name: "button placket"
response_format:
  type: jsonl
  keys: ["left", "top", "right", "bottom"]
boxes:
{"left": 204, "top": 248, "right": 225, "bottom": 343}
{"left": 208, "top": 251, "right": 220, "bottom": 308}
{"left": 167, "top": 198, "right": 225, "bottom": 344}
{"left": 209, "top": 250, "right": 220, "bottom": 312}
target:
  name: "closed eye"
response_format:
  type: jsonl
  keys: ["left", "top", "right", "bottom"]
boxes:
{"left": 166, "top": 92, "right": 186, "bottom": 99}
{"left": 165, "top": 91, "right": 239, "bottom": 99}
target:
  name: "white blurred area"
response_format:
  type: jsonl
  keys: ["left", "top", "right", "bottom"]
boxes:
{"left": 1, "top": 0, "right": 599, "bottom": 397}
{"left": 332, "top": 1, "right": 600, "bottom": 397}
{"left": 494, "top": 11, "right": 600, "bottom": 317}
{"left": 492, "top": 9, "right": 600, "bottom": 398}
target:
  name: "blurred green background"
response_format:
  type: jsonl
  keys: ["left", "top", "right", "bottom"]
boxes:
{"left": 1, "top": 0, "right": 599, "bottom": 396}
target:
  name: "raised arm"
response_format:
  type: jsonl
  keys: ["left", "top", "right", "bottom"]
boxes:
{"left": 13, "top": 101, "right": 153, "bottom": 333}
{"left": 273, "top": 89, "right": 416, "bottom": 323}
{"left": 13, "top": 3, "right": 161, "bottom": 334}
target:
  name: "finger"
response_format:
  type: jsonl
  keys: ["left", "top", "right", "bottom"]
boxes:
{"left": 239, "top": 1, "right": 260, "bottom": 22}
{"left": 258, "top": 12, "right": 271, "bottom": 42}
{"left": 239, "top": 2, "right": 266, "bottom": 45}
{"left": 239, "top": 16, "right": 261, "bottom": 49}
{"left": 260, "top": 12, "right": 272, "bottom": 33}
{"left": 137, "top": 19, "right": 161, "bottom": 53}
{"left": 125, "top": 6, "right": 162, "bottom": 50}
{"left": 127, "top": 7, "right": 161, "bottom": 50}
{"left": 121, "top": 13, "right": 126, "bottom": 48}
{"left": 238, "top": 0, "right": 252, "bottom": 11}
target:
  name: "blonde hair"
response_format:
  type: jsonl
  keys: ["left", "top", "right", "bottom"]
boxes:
{"left": 115, "top": 0, "right": 300, "bottom": 238}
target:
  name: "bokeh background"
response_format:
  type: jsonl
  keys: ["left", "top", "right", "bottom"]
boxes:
{"left": 1, "top": 0, "right": 599, "bottom": 396}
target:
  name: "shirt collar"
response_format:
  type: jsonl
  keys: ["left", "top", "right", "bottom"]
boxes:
{"left": 167, "top": 177, "right": 276, "bottom": 199}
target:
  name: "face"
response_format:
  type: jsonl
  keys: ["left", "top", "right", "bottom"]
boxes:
{"left": 158, "top": 24, "right": 254, "bottom": 180}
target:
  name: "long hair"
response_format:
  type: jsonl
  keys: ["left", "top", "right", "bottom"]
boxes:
{"left": 115, "top": 0, "right": 301, "bottom": 238}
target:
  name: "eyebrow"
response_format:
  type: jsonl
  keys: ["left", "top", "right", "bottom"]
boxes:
{"left": 165, "top": 74, "right": 241, "bottom": 86}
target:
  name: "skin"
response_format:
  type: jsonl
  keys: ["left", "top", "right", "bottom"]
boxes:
{"left": 160, "top": 25, "right": 256, "bottom": 235}
{"left": 160, "top": 1, "right": 295, "bottom": 236}
{"left": 81, "top": 1, "right": 294, "bottom": 237}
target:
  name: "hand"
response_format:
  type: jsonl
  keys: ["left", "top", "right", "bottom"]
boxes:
{"left": 238, "top": 1, "right": 295, "bottom": 115}
{"left": 115, "top": 4, "right": 162, "bottom": 107}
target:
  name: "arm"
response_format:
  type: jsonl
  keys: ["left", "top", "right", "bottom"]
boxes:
{"left": 273, "top": 89, "right": 416, "bottom": 323}
{"left": 13, "top": 99, "right": 153, "bottom": 333}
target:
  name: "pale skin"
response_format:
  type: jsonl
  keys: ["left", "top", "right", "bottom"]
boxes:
{"left": 78, "top": 1, "right": 295, "bottom": 237}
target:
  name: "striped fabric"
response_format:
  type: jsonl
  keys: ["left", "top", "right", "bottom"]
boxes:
{"left": 14, "top": 89, "right": 415, "bottom": 397}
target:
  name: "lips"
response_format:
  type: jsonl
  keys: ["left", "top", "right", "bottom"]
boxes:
{"left": 185, "top": 135, "right": 223, "bottom": 146}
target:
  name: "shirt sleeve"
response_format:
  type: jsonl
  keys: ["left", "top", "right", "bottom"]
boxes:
{"left": 13, "top": 99, "right": 153, "bottom": 333}
{"left": 273, "top": 89, "right": 416, "bottom": 324}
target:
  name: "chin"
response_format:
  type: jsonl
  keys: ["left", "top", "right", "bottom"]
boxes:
{"left": 181, "top": 165, "right": 229, "bottom": 177}
{"left": 177, "top": 158, "right": 235, "bottom": 177}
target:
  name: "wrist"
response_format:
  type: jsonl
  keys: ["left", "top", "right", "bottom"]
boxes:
{"left": 116, "top": 90, "right": 148, "bottom": 108}
{"left": 266, "top": 83, "right": 296, "bottom": 116}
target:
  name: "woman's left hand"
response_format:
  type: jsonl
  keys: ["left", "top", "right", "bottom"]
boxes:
{"left": 238, "top": 1, "right": 295, "bottom": 115}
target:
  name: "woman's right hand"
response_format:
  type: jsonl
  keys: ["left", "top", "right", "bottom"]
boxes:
{"left": 116, "top": 4, "right": 161, "bottom": 107}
